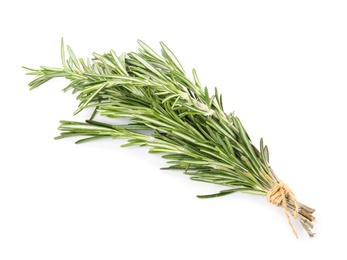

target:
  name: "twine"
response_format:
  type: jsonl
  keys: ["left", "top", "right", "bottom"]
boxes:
{"left": 267, "top": 182, "right": 299, "bottom": 238}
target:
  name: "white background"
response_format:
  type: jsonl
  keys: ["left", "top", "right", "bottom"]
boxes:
{"left": 1, "top": 0, "right": 346, "bottom": 259}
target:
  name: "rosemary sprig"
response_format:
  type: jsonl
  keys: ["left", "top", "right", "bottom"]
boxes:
{"left": 24, "top": 39, "right": 315, "bottom": 237}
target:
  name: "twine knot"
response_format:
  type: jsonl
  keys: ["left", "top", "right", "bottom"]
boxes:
{"left": 267, "top": 182, "right": 299, "bottom": 238}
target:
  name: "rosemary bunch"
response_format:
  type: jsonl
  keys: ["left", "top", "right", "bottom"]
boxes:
{"left": 24, "top": 39, "right": 315, "bottom": 237}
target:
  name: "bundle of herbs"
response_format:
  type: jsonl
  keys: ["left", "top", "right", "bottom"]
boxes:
{"left": 24, "top": 39, "right": 315, "bottom": 237}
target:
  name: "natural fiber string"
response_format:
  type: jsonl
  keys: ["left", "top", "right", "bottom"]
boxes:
{"left": 267, "top": 182, "right": 299, "bottom": 238}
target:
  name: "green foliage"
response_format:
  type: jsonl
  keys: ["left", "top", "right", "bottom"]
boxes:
{"left": 25, "top": 39, "right": 317, "bottom": 237}
{"left": 25, "top": 38, "right": 279, "bottom": 197}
